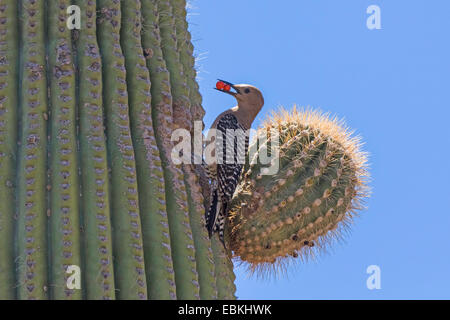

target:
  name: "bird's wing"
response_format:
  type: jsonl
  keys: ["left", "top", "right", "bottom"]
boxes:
{"left": 205, "top": 113, "right": 250, "bottom": 239}
{"left": 216, "top": 113, "right": 249, "bottom": 203}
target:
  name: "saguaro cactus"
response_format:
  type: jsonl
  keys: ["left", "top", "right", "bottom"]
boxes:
{"left": 0, "top": 0, "right": 237, "bottom": 300}
{"left": 0, "top": 0, "right": 368, "bottom": 300}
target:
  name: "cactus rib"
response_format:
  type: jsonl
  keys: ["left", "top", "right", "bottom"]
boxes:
{"left": 120, "top": 0, "right": 176, "bottom": 300}
{"left": 182, "top": 165, "right": 218, "bottom": 299}
{"left": 140, "top": 0, "right": 199, "bottom": 299}
{"left": 0, "top": 0, "right": 19, "bottom": 300}
{"left": 161, "top": 0, "right": 217, "bottom": 300}
{"left": 97, "top": 0, "right": 147, "bottom": 300}
{"left": 156, "top": 0, "right": 192, "bottom": 131}
{"left": 170, "top": 0, "right": 237, "bottom": 299}
{"left": 211, "top": 235, "right": 236, "bottom": 299}
{"left": 47, "top": 0, "right": 82, "bottom": 300}
{"left": 171, "top": 0, "right": 205, "bottom": 125}
{"left": 74, "top": 0, "right": 116, "bottom": 300}
{"left": 16, "top": 0, "right": 49, "bottom": 300}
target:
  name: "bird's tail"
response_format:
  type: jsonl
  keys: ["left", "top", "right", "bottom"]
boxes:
{"left": 206, "top": 188, "right": 221, "bottom": 238}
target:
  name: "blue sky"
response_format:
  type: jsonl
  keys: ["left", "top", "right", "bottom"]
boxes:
{"left": 188, "top": 0, "right": 450, "bottom": 299}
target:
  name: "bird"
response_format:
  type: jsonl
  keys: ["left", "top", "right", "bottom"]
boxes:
{"left": 205, "top": 79, "right": 264, "bottom": 246}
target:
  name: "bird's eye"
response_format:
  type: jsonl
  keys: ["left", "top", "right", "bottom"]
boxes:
{"left": 244, "top": 88, "right": 251, "bottom": 94}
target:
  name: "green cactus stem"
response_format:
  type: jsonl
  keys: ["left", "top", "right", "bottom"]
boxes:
{"left": 0, "top": 0, "right": 19, "bottom": 300}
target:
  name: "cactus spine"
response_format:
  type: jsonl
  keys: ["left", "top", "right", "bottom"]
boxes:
{"left": 227, "top": 108, "right": 369, "bottom": 275}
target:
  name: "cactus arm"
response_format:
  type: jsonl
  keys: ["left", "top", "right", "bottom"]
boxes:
{"left": 120, "top": 0, "right": 176, "bottom": 300}
{"left": 140, "top": 0, "right": 199, "bottom": 299}
{"left": 228, "top": 109, "right": 369, "bottom": 274}
{"left": 97, "top": 0, "right": 147, "bottom": 300}
{"left": 47, "top": 0, "right": 82, "bottom": 300}
{"left": 0, "top": 0, "right": 18, "bottom": 300}
{"left": 74, "top": 0, "right": 116, "bottom": 300}
{"left": 16, "top": 0, "right": 49, "bottom": 300}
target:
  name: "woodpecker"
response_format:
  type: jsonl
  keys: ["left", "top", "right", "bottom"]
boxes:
{"left": 205, "top": 80, "right": 264, "bottom": 245}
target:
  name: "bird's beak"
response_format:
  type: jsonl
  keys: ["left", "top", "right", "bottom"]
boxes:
{"left": 214, "top": 79, "right": 240, "bottom": 97}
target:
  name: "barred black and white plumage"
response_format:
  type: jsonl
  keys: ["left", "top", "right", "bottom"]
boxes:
{"left": 204, "top": 81, "right": 264, "bottom": 246}
{"left": 205, "top": 113, "right": 249, "bottom": 244}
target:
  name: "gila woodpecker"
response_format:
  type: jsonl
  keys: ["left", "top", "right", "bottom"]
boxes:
{"left": 205, "top": 80, "right": 264, "bottom": 246}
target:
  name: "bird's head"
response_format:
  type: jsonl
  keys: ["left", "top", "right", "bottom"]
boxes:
{"left": 215, "top": 79, "right": 264, "bottom": 113}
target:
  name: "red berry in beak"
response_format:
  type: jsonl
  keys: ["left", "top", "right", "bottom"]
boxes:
{"left": 216, "top": 81, "right": 225, "bottom": 90}
{"left": 224, "top": 84, "right": 231, "bottom": 92}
